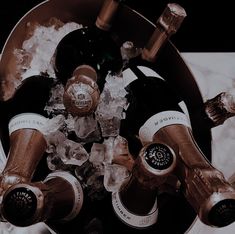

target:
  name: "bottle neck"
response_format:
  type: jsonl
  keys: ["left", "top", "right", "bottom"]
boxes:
{"left": 141, "top": 3, "right": 186, "bottom": 62}
{"left": 141, "top": 26, "right": 168, "bottom": 62}
{"left": 153, "top": 124, "right": 211, "bottom": 167}
{"left": 0, "top": 76, "right": 52, "bottom": 190}
{"left": 112, "top": 174, "right": 158, "bottom": 229}
{"left": 133, "top": 142, "right": 177, "bottom": 189}
{"left": 96, "top": 0, "right": 121, "bottom": 31}
{"left": 42, "top": 171, "right": 83, "bottom": 222}
{"left": 1, "top": 113, "right": 47, "bottom": 188}
{"left": 119, "top": 175, "right": 158, "bottom": 215}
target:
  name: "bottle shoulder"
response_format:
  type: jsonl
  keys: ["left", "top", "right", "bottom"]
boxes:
{"left": 54, "top": 26, "right": 123, "bottom": 85}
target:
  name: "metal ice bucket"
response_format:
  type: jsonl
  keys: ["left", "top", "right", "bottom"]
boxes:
{"left": 0, "top": 0, "right": 212, "bottom": 233}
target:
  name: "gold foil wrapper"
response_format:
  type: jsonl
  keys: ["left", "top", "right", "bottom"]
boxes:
{"left": 96, "top": 0, "right": 121, "bottom": 31}
{"left": 158, "top": 3, "right": 187, "bottom": 35}
{"left": 205, "top": 91, "right": 235, "bottom": 126}
{"left": 142, "top": 3, "right": 186, "bottom": 62}
{"left": 63, "top": 65, "right": 100, "bottom": 116}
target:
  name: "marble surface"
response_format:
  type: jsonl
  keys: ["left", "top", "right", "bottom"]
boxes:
{"left": 1, "top": 52, "right": 235, "bottom": 233}
{"left": 182, "top": 53, "right": 235, "bottom": 180}
{"left": 182, "top": 53, "right": 235, "bottom": 234}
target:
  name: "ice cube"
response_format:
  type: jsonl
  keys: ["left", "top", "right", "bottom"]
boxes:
{"left": 44, "top": 83, "right": 66, "bottom": 115}
{"left": 74, "top": 115, "right": 101, "bottom": 142}
{"left": 120, "top": 41, "right": 142, "bottom": 63}
{"left": 41, "top": 114, "right": 65, "bottom": 136}
{"left": 113, "top": 136, "right": 128, "bottom": 155}
{"left": 89, "top": 143, "right": 106, "bottom": 166}
{"left": 103, "top": 163, "right": 130, "bottom": 192}
{"left": 56, "top": 139, "right": 89, "bottom": 166}
{"left": 112, "top": 135, "right": 134, "bottom": 171}
{"left": 96, "top": 115, "right": 121, "bottom": 137}
{"left": 47, "top": 153, "right": 69, "bottom": 171}
{"left": 74, "top": 161, "right": 107, "bottom": 201}
{"left": 64, "top": 114, "right": 75, "bottom": 133}
{"left": 95, "top": 73, "right": 128, "bottom": 138}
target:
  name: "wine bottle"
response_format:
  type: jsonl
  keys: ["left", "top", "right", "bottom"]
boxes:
{"left": 0, "top": 76, "right": 53, "bottom": 191}
{"left": 112, "top": 142, "right": 176, "bottom": 229}
{"left": 1, "top": 170, "right": 83, "bottom": 227}
{"left": 54, "top": 0, "right": 123, "bottom": 87}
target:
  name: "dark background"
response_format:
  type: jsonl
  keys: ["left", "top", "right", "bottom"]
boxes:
{"left": 0, "top": 0, "right": 234, "bottom": 52}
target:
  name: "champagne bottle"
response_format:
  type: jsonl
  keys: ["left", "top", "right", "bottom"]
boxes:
{"left": 112, "top": 142, "right": 176, "bottom": 229}
{"left": 119, "top": 3, "right": 187, "bottom": 156}
{"left": 0, "top": 76, "right": 53, "bottom": 192}
{"left": 53, "top": 0, "right": 124, "bottom": 117}
{"left": 54, "top": 0, "right": 123, "bottom": 87}
{"left": 1, "top": 171, "right": 83, "bottom": 227}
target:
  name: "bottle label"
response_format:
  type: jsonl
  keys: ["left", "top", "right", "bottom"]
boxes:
{"left": 8, "top": 113, "right": 48, "bottom": 135}
{"left": 0, "top": 140, "right": 6, "bottom": 173}
{"left": 44, "top": 171, "right": 84, "bottom": 221}
{"left": 112, "top": 192, "right": 158, "bottom": 228}
{"left": 122, "top": 66, "right": 164, "bottom": 87}
{"left": 139, "top": 111, "right": 191, "bottom": 143}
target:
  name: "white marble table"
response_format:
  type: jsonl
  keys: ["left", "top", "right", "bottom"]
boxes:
{"left": 182, "top": 53, "right": 235, "bottom": 234}
{"left": 1, "top": 53, "right": 235, "bottom": 233}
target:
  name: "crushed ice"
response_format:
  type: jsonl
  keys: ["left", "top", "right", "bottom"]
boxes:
{"left": 14, "top": 18, "right": 82, "bottom": 80}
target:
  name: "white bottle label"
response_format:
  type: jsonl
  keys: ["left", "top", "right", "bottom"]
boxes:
{"left": 0, "top": 140, "right": 6, "bottom": 173}
{"left": 8, "top": 113, "right": 48, "bottom": 135}
{"left": 44, "top": 171, "right": 84, "bottom": 221}
{"left": 139, "top": 111, "right": 191, "bottom": 143}
{"left": 122, "top": 66, "right": 164, "bottom": 87}
{"left": 112, "top": 192, "right": 158, "bottom": 228}
{"left": 137, "top": 66, "right": 164, "bottom": 80}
